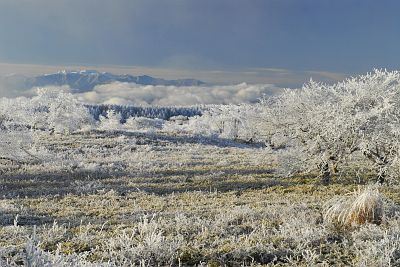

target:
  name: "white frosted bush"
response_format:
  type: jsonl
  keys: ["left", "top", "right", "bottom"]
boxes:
{"left": 32, "top": 87, "right": 95, "bottom": 134}
{"left": 98, "top": 110, "right": 122, "bottom": 131}
{"left": 263, "top": 70, "right": 400, "bottom": 183}
{"left": 124, "top": 117, "right": 164, "bottom": 132}
{"left": 351, "top": 223, "right": 400, "bottom": 266}
{"left": 103, "top": 215, "right": 180, "bottom": 266}
{"left": 165, "top": 104, "right": 262, "bottom": 141}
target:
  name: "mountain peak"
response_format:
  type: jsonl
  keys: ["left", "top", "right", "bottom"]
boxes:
{"left": 79, "top": 70, "right": 100, "bottom": 75}
{"left": 26, "top": 70, "right": 206, "bottom": 92}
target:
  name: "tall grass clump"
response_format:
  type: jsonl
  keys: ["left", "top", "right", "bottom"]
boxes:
{"left": 324, "top": 185, "right": 384, "bottom": 229}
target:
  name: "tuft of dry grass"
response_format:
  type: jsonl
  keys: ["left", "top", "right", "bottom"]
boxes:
{"left": 324, "top": 185, "right": 384, "bottom": 228}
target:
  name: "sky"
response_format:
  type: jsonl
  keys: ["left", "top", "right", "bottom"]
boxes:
{"left": 0, "top": 0, "right": 399, "bottom": 86}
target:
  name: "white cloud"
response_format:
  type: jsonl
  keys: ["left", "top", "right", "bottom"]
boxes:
{"left": 75, "top": 82, "right": 283, "bottom": 106}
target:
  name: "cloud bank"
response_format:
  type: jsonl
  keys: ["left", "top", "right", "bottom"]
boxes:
{"left": 75, "top": 82, "right": 282, "bottom": 106}
{"left": 0, "top": 74, "right": 33, "bottom": 98}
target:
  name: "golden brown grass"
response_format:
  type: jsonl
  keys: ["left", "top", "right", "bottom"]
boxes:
{"left": 324, "top": 185, "right": 384, "bottom": 228}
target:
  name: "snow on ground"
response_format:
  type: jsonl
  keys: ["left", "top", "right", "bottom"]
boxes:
{"left": 0, "top": 130, "right": 271, "bottom": 198}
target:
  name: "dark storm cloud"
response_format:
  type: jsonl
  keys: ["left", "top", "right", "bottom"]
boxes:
{"left": 1, "top": 0, "right": 400, "bottom": 74}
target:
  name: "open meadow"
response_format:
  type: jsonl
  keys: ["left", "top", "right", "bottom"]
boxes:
{"left": 0, "top": 129, "right": 400, "bottom": 266}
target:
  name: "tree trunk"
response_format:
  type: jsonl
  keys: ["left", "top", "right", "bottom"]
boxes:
{"left": 319, "top": 162, "right": 331, "bottom": 185}
{"left": 362, "top": 150, "right": 388, "bottom": 184}
{"left": 377, "top": 168, "right": 386, "bottom": 184}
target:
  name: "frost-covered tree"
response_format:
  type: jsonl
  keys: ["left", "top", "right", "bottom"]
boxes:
{"left": 0, "top": 87, "right": 95, "bottom": 163}
{"left": 264, "top": 70, "right": 400, "bottom": 183}
{"left": 98, "top": 109, "right": 123, "bottom": 131}
{"left": 339, "top": 70, "right": 400, "bottom": 183}
{"left": 30, "top": 87, "right": 94, "bottom": 133}
{"left": 165, "top": 104, "right": 262, "bottom": 141}
{"left": 262, "top": 80, "right": 352, "bottom": 183}
{"left": 0, "top": 98, "right": 37, "bottom": 163}
{"left": 0, "top": 88, "right": 94, "bottom": 133}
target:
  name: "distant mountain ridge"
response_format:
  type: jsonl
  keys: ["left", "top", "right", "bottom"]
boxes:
{"left": 24, "top": 70, "right": 206, "bottom": 92}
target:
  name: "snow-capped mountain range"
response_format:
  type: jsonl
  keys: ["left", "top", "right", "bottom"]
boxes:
{"left": 27, "top": 70, "right": 206, "bottom": 92}
{"left": 1, "top": 70, "right": 205, "bottom": 93}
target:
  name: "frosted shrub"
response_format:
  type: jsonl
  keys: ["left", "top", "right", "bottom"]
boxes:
{"left": 31, "top": 87, "right": 94, "bottom": 133}
{"left": 0, "top": 96, "right": 33, "bottom": 129}
{"left": 324, "top": 185, "right": 384, "bottom": 228}
{"left": 163, "top": 114, "right": 210, "bottom": 135}
{"left": 19, "top": 232, "right": 100, "bottom": 267}
{"left": 272, "top": 146, "right": 308, "bottom": 177}
{"left": 209, "top": 104, "right": 262, "bottom": 141}
{"left": 0, "top": 87, "right": 98, "bottom": 164}
{"left": 264, "top": 70, "right": 400, "bottom": 183}
{"left": 351, "top": 223, "right": 400, "bottom": 266}
{"left": 0, "top": 98, "right": 38, "bottom": 162}
{"left": 103, "top": 216, "right": 180, "bottom": 266}
{"left": 98, "top": 110, "right": 122, "bottom": 131}
{"left": 0, "top": 88, "right": 94, "bottom": 134}
{"left": 124, "top": 117, "right": 164, "bottom": 132}
{"left": 165, "top": 104, "right": 262, "bottom": 141}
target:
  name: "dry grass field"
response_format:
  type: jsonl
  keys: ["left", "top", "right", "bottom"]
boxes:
{"left": 0, "top": 130, "right": 399, "bottom": 266}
